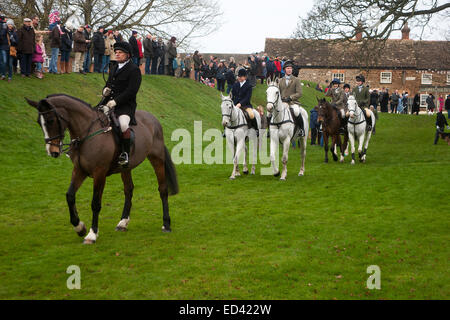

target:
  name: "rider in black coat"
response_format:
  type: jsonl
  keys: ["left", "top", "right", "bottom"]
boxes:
{"left": 102, "top": 42, "right": 142, "bottom": 166}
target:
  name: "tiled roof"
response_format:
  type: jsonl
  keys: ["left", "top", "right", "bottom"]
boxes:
{"left": 265, "top": 38, "right": 450, "bottom": 70}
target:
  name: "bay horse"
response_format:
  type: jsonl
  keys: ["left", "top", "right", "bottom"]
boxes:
{"left": 25, "top": 94, "right": 179, "bottom": 244}
{"left": 266, "top": 78, "right": 309, "bottom": 180}
{"left": 220, "top": 94, "right": 261, "bottom": 179}
{"left": 347, "top": 95, "right": 376, "bottom": 164}
{"left": 317, "top": 98, "right": 348, "bottom": 163}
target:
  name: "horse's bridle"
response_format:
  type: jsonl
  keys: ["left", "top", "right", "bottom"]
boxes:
{"left": 267, "top": 85, "right": 280, "bottom": 112}
{"left": 347, "top": 102, "right": 366, "bottom": 125}
{"left": 221, "top": 99, "right": 246, "bottom": 130}
{"left": 38, "top": 108, "right": 69, "bottom": 149}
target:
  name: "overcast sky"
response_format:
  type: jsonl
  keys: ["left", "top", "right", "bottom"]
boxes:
{"left": 196, "top": 0, "right": 315, "bottom": 53}
{"left": 194, "top": 0, "right": 450, "bottom": 54}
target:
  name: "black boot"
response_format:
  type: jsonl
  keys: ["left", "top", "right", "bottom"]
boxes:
{"left": 119, "top": 129, "right": 131, "bottom": 167}
{"left": 267, "top": 116, "right": 271, "bottom": 138}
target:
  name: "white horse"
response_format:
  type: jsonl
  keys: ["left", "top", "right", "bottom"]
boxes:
{"left": 347, "top": 96, "right": 376, "bottom": 165}
{"left": 266, "top": 78, "right": 309, "bottom": 180}
{"left": 221, "top": 94, "right": 260, "bottom": 179}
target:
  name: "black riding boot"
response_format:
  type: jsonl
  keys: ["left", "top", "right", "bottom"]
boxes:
{"left": 365, "top": 113, "right": 372, "bottom": 131}
{"left": 119, "top": 129, "right": 131, "bottom": 167}
{"left": 297, "top": 115, "right": 305, "bottom": 137}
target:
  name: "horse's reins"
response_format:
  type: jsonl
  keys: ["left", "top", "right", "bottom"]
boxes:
{"left": 39, "top": 107, "right": 111, "bottom": 155}
{"left": 221, "top": 99, "right": 247, "bottom": 130}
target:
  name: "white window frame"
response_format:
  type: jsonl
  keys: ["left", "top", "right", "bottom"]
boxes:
{"left": 420, "top": 94, "right": 428, "bottom": 107}
{"left": 332, "top": 73, "right": 345, "bottom": 83}
{"left": 380, "top": 72, "right": 392, "bottom": 84}
{"left": 421, "top": 73, "right": 432, "bottom": 85}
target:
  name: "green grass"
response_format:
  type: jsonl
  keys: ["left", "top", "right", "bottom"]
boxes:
{"left": 0, "top": 74, "right": 448, "bottom": 300}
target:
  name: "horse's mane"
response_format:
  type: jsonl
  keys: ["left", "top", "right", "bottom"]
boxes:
{"left": 46, "top": 94, "right": 94, "bottom": 110}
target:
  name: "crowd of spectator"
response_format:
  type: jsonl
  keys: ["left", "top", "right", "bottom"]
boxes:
{"left": 0, "top": 10, "right": 183, "bottom": 81}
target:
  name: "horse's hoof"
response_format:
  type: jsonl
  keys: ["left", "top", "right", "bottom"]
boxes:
{"left": 83, "top": 239, "right": 96, "bottom": 245}
{"left": 162, "top": 226, "right": 172, "bottom": 233}
{"left": 75, "top": 222, "right": 87, "bottom": 237}
{"left": 229, "top": 176, "right": 235, "bottom": 180}
{"left": 115, "top": 226, "right": 128, "bottom": 232}
{"left": 274, "top": 171, "right": 280, "bottom": 177}
{"left": 243, "top": 170, "right": 249, "bottom": 175}
{"left": 298, "top": 172, "right": 304, "bottom": 176}
{"left": 251, "top": 171, "right": 256, "bottom": 175}
{"left": 280, "top": 177, "right": 286, "bottom": 181}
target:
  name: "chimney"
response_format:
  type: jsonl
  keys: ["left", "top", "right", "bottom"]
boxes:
{"left": 401, "top": 22, "right": 410, "bottom": 40}
{"left": 355, "top": 20, "right": 363, "bottom": 41}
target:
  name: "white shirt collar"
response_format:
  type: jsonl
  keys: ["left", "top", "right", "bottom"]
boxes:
{"left": 239, "top": 80, "right": 246, "bottom": 87}
{"left": 118, "top": 60, "right": 130, "bottom": 70}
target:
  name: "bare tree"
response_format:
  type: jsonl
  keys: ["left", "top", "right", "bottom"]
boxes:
{"left": 294, "top": 0, "right": 450, "bottom": 41}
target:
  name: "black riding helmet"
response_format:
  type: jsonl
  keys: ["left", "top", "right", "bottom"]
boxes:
{"left": 343, "top": 83, "right": 350, "bottom": 89}
{"left": 114, "top": 42, "right": 132, "bottom": 56}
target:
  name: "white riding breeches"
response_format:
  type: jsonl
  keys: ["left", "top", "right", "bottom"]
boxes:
{"left": 118, "top": 115, "right": 130, "bottom": 133}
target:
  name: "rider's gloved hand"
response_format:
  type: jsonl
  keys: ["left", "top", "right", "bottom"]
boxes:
{"left": 103, "top": 100, "right": 117, "bottom": 115}
{"left": 102, "top": 87, "right": 112, "bottom": 97}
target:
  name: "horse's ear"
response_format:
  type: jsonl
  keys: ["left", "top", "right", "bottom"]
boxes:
{"left": 229, "top": 91, "right": 233, "bottom": 100}
{"left": 25, "top": 98, "right": 39, "bottom": 109}
{"left": 267, "top": 77, "right": 272, "bottom": 86}
{"left": 275, "top": 77, "right": 280, "bottom": 86}
{"left": 220, "top": 92, "right": 224, "bottom": 99}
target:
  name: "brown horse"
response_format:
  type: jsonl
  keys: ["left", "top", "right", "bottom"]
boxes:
{"left": 317, "top": 98, "right": 348, "bottom": 163}
{"left": 26, "top": 94, "right": 178, "bottom": 244}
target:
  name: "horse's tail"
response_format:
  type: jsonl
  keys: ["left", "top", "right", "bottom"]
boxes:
{"left": 164, "top": 146, "right": 179, "bottom": 196}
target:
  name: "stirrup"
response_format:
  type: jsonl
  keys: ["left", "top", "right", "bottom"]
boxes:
{"left": 118, "top": 152, "right": 129, "bottom": 166}
{"left": 299, "top": 129, "right": 305, "bottom": 137}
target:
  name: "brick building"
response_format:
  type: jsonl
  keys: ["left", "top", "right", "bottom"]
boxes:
{"left": 265, "top": 27, "right": 450, "bottom": 109}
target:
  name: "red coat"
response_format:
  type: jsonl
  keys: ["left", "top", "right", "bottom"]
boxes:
{"left": 274, "top": 60, "right": 281, "bottom": 72}
{"left": 137, "top": 39, "right": 143, "bottom": 59}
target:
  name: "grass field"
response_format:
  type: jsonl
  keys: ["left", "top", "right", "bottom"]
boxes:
{"left": 0, "top": 74, "right": 448, "bottom": 300}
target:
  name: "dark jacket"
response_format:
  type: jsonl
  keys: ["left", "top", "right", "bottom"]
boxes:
{"left": 83, "top": 29, "right": 91, "bottom": 50}
{"left": 231, "top": 81, "right": 253, "bottom": 108}
{"left": 105, "top": 60, "right": 142, "bottom": 125}
{"left": 426, "top": 95, "right": 435, "bottom": 108}
{"left": 167, "top": 40, "right": 177, "bottom": 59}
{"left": 390, "top": 93, "right": 399, "bottom": 105}
{"left": 7, "top": 29, "right": 18, "bottom": 48}
{"left": 0, "top": 21, "right": 8, "bottom": 50}
{"left": 216, "top": 66, "right": 227, "bottom": 80}
{"left": 370, "top": 92, "right": 379, "bottom": 107}
{"left": 445, "top": 97, "right": 450, "bottom": 111}
{"left": 436, "top": 112, "right": 448, "bottom": 129}
{"left": 129, "top": 36, "right": 139, "bottom": 58}
{"left": 92, "top": 31, "right": 105, "bottom": 55}
{"left": 50, "top": 26, "right": 61, "bottom": 48}
{"left": 17, "top": 25, "right": 35, "bottom": 54}
{"left": 60, "top": 27, "right": 73, "bottom": 52}
{"left": 310, "top": 108, "right": 319, "bottom": 129}
{"left": 73, "top": 30, "right": 87, "bottom": 52}
{"left": 143, "top": 38, "right": 153, "bottom": 58}
{"left": 193, "top": 54, "right": 202, "bottom": 71}
{"left": 225, "top": 69, "right": 236, "bottom": 85}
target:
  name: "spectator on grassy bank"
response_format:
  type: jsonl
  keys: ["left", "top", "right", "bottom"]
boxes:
{"left": 434, "top": 111, "right": 450, "bottom": 145}
{"left": 17, "top": 18, "right": 35, "bottom": 78}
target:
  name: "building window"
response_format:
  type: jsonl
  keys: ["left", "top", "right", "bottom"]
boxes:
{"left": 421, "top": 73, "right": 432, "bottom": 85}
{"left": 380, "top": 72, "right": 392, "bottom": 84}
{"left": 420, "top": 94, "right": 428, "bottom": 107}
{"left": 332, "top": 73, "right": 345, "bottom": 83}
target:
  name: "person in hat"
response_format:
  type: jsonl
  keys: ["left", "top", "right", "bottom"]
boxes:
{"left": 101, "top": 41, "right": 142, "bottom": 167}
{"left": 352, "top": 75, "right": 372, "bottom": 130}
{"left": 278, "top": 60, "right": 305, "bottom": 136}
{"left": 326, "top": 78, "right": 348, "bottom": 130}
{"left": 17, "top": 18, "right": 36, "bottom": 77}
{"left": 231, "top": 68, "right": 258, "bottom": 134}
